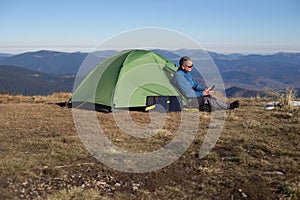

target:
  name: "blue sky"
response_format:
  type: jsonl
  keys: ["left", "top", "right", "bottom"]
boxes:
{"left": 1, "top": 0, "right": 299, "bottom": 54}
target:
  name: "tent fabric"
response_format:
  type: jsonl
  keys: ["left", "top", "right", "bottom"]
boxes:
{"left": 71, "top": 49, "right": 183, "bottom": 110}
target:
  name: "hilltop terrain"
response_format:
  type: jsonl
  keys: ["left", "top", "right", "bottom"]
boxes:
{"left": 0, "top": 94, "right": 299, "bottom": 199}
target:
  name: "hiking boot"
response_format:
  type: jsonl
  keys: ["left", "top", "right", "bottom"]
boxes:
{"left": 199, "top": 103, "right": 211, "bottom": 112}
{"left": 230, "top": 100, "right": 240, "bottom": 109}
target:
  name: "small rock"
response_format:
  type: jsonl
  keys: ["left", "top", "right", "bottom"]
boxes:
{"left": 263, "top": 171, "right": 284, "bottom": 175}
{"left": 222, "top": 157, "right": 241, "bottom": 162}
{"left": 238, "top": 189, "right": 248, "bottom": 198}
{"left": 46, "top": 186, "right": 52, "bottom": 190}
{"left": 132, "top": 183, "right": 140, "bottom": 191}
{"left": 241, "top": 192, "right": 247, "bottom": 198}
{"left": 133, "top": 186, "right": 138, "bottom": 191}
{"left": 97, "top": 181, "right": 106, "bottom": 186}
{"left": 21, "top": 181, "right": 28, "bottom": 186}
{"left": 115, "top": 183, "right": 121, "bottom": 187}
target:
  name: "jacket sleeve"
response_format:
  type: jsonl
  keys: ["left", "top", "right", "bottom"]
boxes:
{"left": 172, "top": 72, "right": 203, "bottom": 98}
{"left": 191, "top": 76, "right": 205, "bottom": 91}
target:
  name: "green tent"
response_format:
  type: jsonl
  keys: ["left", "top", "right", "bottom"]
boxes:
{"left": 71, "top": 49, "right": 183, "bottom": 112}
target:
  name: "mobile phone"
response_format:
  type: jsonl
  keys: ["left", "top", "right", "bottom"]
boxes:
{"left": 209, "top": 85, "right": 215, "bottom": 91}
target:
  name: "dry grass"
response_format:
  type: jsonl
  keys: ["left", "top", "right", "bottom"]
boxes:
{"left": 47, "top": 187, "right": 101, "bottom": 200}
{"left": 264, "top": 88, "right": 298, "bottom": 111}
{"left": 0, "top": 92, "right": 71, "bottom": 104}
{"left": 0, "top": 94, "right": 299, "bottom": 199}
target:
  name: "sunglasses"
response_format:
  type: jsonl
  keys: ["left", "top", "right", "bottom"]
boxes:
{"left": 186, "top": 64, "right": 193, "bottom": 68}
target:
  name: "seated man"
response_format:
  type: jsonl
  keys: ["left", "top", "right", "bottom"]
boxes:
{"left": 171, "top": 56, "right": 239, "bottom": 111}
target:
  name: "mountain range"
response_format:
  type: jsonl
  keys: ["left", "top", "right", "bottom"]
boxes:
{"left": 0, "top": 65, "right": 74, "bottom": 95}
{"left": 0, "top": 49, "right": 299, "bottom": 97}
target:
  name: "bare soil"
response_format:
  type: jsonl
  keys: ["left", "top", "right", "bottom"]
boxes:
{"left": 0, "top": 95, "right": 299, "bottom": 199}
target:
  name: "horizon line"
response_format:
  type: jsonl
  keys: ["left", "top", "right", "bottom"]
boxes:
{"left": 1, "top": 47, "right": 300, "bottom": 56}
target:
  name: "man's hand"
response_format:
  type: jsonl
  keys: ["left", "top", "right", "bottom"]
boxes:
{"left": 204, "top": 89, "right": 214, "bottom": 96}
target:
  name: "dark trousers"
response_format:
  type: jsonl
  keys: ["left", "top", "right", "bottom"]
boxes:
{"left": 187, "top": 96, "right": 230, "bottom": 111}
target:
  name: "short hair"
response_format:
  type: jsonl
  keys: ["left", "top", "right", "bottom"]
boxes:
{"left": 179, "top": 56, "right": 192, "bottom": 67}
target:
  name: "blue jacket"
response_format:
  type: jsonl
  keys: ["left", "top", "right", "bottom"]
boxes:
{"left": 171, "top": 68, "right": 205, "bottom": 97}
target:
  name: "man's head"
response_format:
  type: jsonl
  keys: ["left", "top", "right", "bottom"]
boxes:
{"left": 179, "top": 56, "right": 193, "bottom": 72}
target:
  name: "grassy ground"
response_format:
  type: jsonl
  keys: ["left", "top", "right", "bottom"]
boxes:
{"left": 0, "top": 94, "right": 299, "bottom": 199}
